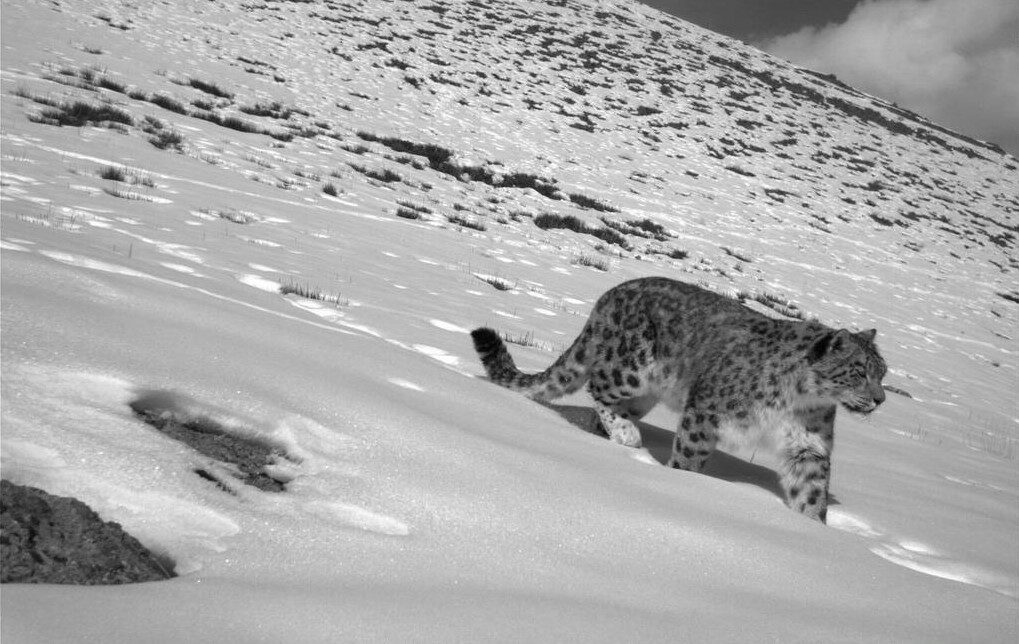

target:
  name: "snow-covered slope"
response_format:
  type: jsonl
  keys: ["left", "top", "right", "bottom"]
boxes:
{"left": 2, "top": 0, "right": 1016, "bottom": 641}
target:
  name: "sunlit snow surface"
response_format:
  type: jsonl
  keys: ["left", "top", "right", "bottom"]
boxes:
{"left": 1, "top": 0, "right": 1017, "bottom": 641}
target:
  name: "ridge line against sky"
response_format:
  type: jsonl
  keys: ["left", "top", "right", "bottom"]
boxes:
{"left": 641, "top": 0, "right": 1019, "bottom": 156}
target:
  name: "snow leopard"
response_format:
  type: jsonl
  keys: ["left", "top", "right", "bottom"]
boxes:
{"left": 471, "top": 276, "right": 888, "bottom": 523}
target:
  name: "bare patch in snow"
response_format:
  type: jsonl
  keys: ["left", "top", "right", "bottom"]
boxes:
{"left": 129, "top": 390, "right": 297, "bottom": 493}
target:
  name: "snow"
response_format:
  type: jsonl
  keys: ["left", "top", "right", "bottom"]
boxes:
{"left": 2, "top": 0, "right": 1017, "bottom": 641}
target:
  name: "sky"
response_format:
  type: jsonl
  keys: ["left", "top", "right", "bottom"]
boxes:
{"left": 644, "top": 0, "right": 1019, "bottom": 156}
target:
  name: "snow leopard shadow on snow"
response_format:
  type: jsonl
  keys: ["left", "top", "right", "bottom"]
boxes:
{"left": 543, "top": 403, "right": 797, "bottom": 504}
{"left": 129, "top": 389, "right": 298, "bottom": 494}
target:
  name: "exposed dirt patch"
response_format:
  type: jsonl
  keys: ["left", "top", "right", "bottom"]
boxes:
{"left": 129, "top": 390, "right": 292, "bottom": 492}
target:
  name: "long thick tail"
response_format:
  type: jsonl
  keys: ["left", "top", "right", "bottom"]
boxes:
{"left": 470, "top": 327, "right": 591, "bottom": 401}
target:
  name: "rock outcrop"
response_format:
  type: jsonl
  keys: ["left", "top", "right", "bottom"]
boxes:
{"left": 0, "top": 480, "right": 175, "bottom": 584}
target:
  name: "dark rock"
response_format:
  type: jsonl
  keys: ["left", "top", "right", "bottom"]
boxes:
{"left": 0, "top": 479, "right": 175, "bottom": 584}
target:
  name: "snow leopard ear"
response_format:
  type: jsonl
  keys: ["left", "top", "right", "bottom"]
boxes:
{"left": 830, "top": 328, "right": 854, "bottom": 352}
{"left": 807, "top": 329, "right": 852, "bottom": 363}
{"left": 858, "top": 328, "right": 877, "bottom": 342}
{"left": 807, "top": 332, "right": 834, "bottom": 363}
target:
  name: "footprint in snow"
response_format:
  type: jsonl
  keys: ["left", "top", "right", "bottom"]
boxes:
{"left": 302, "top": 500, "right": 409, "bottom": 536}
{"left": 828, "top": 508, "right": 1017, "bottom": 598}
{"left": 826, "top": 508, "right": 882, "bottom": 538}
{"left": 869, "top": 542, "right": 1017, "bottom": 599}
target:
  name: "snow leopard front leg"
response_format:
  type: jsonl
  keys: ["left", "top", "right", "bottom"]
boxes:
{"left": 782, "top": 405, "right": 836, "bottom": 523}
{"left": 591, "top": 397, "right": 642, "bottom": 447}
{"left": 587, "top": 366, "right": 655, "bottom": 448}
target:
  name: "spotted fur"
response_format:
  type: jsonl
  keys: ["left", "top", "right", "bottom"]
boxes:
{"left": 471, "top": 277, "right": 888, "bottom": 523}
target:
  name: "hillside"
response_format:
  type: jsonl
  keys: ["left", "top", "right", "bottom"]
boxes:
{"left": 1, "top": 0, "right": 1017, "bottom": 641}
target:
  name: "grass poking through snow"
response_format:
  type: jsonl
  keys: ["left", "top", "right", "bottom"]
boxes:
{"left": 279, "top": 280, "right": 347, "bottom": 306}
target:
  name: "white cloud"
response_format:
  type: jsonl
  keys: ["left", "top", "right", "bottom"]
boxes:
{"left": 761, "top": 0, "right": 1019, "bottom": 155}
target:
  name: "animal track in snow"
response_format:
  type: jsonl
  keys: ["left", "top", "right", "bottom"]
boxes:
{"left": 870, "top": 542, "right": 1017, "bottom": 599}
{"left": 826, "top": 509, "right": 882, "bottom": 538}
{"left": 302, "top": 500, "right": 409, "bottom": 536}
{"left": 828, "top": 508, "right": 1017, "bottom": 598}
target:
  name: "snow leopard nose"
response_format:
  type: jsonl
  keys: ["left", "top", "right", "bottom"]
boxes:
{"left": 871, "top": 384, "right": 886, "bottom": 406}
